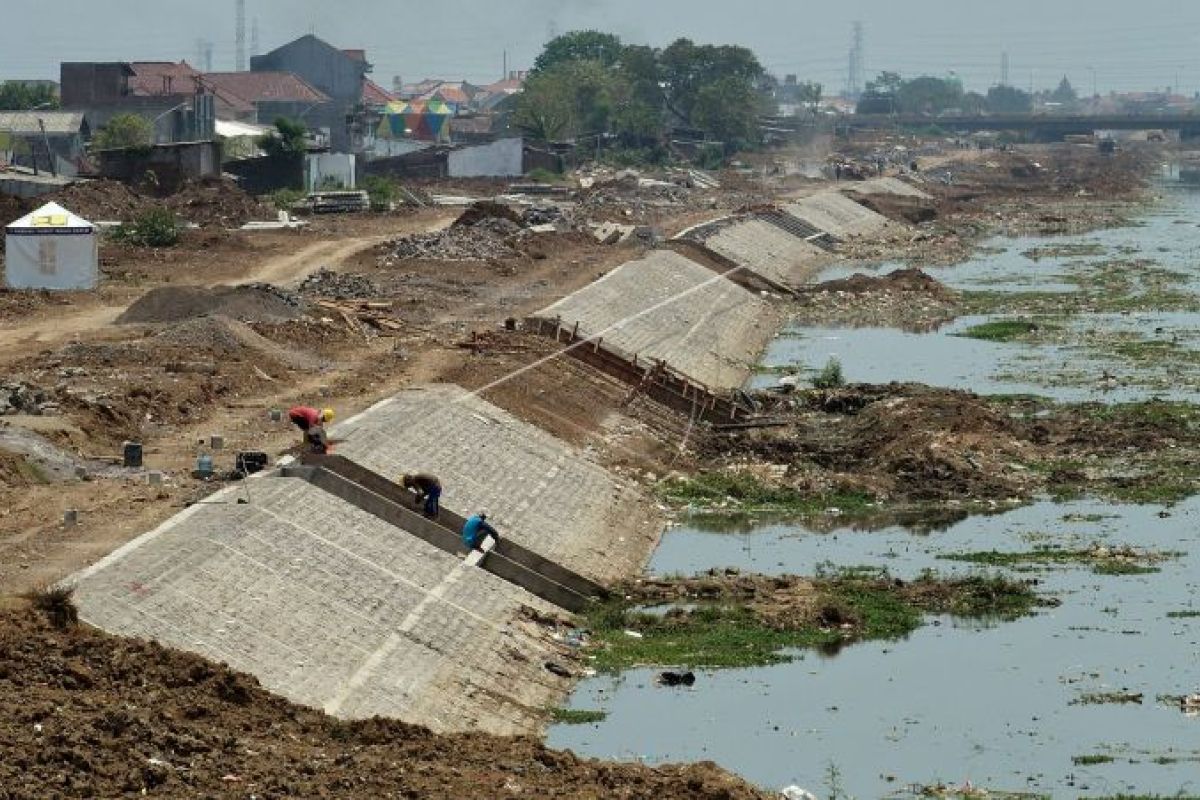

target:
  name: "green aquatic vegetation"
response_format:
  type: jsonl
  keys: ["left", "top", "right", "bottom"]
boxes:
{"left": 582, "top": 573, "right": 1039, "bottom": 672}
{"left": 957, "top": 319, "right": 1055, "bottom": 342}
{"left": 1072, "top": 754, "right": 1116, "bottom": 766}
{"left": 938, "top": 545, "right": 1178, "bottom": 575}
{"left": 1166, "top": 610, "right": 1200, "bottom": 618}
{"left": 549, "top": 708, "right": 607, "bottom": 724}
{"left": 1072, "top": 691, "right": 1144, "bottom": 705}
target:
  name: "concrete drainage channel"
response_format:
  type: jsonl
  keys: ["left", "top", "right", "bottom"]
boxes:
{"left": 281, "top": 454, "right": 607, "bottom": 613}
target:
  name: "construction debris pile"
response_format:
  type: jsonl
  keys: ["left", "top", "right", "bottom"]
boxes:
{"left": 298, "top": 267, "right": 378, "bottom": 299}
{"left": 0, "top": 382, "right": 58, "bottom": 416}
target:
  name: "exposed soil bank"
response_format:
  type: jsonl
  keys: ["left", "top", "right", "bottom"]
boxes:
{"left": 687, "top": 383, "right": 1200, "bottom": 507}
{"left": 0, "top": 605, "right": 769, "bottom": 800}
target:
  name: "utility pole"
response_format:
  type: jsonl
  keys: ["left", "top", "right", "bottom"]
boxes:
{"left": 235, "top": 0, "right": 246, "bottom": 71}
{"left": 251, "top": 17, "right": 260, "bottom": 59}
{"left": 1001, "top": 51, "right": 1010, "bottom": 87}
{"left": 503, "top": 49, "right": 508, "bottom": 81}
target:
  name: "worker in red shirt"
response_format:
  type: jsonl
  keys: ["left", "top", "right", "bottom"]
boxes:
{"left": 288, "top": 405, "right": 335, "bottom": 453}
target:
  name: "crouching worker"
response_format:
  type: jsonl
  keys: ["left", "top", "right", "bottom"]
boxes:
{"left": 288, "top": 405, "right": 335, "bottom": 455}
{"left": 400, "top": 473, "right": 442, "bottom": 518}
{"left": 462, "top": 512, "right": 499, "bottom": 552}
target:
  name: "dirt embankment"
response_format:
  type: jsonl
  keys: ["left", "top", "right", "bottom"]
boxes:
{"left": 0, "top": 607, "right": 767, "bottom": 800}
{"left": 705, "top": 383, "right": 1200, "bottom": 504}
{"left": 793, "top": 268, "right": 960, "bottom": 330}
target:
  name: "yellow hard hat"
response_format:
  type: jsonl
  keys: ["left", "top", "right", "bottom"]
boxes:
{"left": 322, "top": 408, "right": 335, "bottom": 422}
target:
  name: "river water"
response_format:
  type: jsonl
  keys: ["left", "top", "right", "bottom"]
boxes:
{"left": 549, "top": 176, "right": 1200, "bottom": 797}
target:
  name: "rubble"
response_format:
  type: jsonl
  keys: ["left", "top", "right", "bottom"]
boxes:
{"left": 0, "top": 382, "right": 56, "bottom": 416}
{"left": 298, "top": 267, "right": 379, "bottom": 299}
{"left": 380, "top": 222, "right": 521, "bottom": 263}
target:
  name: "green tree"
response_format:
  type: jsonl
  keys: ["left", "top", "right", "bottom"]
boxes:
{"left": 796, "top": 80, "right": 823, "bottom": 109}
{"left": 533, "top": 31, "right": 624, "bottom": 73}
{"left": 0, "top": 82, "right": 59, "bottom": 111}
{"left": 896, "top": 75, "right": 964, "bottom": 115}
{"left": 257, "top": 117, "right": 307, "bottom": 159}
{"left": 92, "top": 113, "right": 152, "bottom": 150}
{"left": 866, "top": 71, "right": 903, "bottom": 95}
{"left": 659, "top": 38, "right": 765, "bottom": 121}
{"left": 1050, "top": 76, "right": 1078, "bottom": 105}
{"left": 691, "top": 75, "right": 761, "bottom": 147}
{"left": 515, "top": 60, "right": 618, "bottom": 141}
{"left": 986, "top": 84, "right": 1032, "bottom": 113}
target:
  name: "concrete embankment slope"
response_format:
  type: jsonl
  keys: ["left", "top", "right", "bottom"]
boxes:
{"left": 536, "top": 250, "right": 779, "bottom": 389}
{"left": 71, "top": 475, "right": 569, "bottom": 734}
{"left": 677, "top": 216, "right": 832, "bottom": 290}
{"left": 70, "top": 384, "right": 661, "bottom": 734}
{"left": 784, "top": 190, "right": 897, "bottom": 239}
{"left": 334, "top": 385, "right": 659, "bottom": 583}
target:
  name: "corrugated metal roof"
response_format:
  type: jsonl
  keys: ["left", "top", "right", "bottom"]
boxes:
{"left": 0, "top": 111, "right": 87, "bottom": 135}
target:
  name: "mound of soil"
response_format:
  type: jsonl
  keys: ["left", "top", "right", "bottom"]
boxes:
{"left": 853, "top": 193, "right": 938, "bottom": 224}
{"left": 0, "top": 607, "right": 767, "bottom": 799}
{"left": 161, "top": 177, "right": 274, "bottom": 227}
{"left": 453, "top": 199, "right": 523, "bottom": 228}
{"left": 46, "top": 180, "right": 151, "bottom": 222}
{"left": 806, "top": 268, "right": 952, "bottom": 298}
{"left": 118, "top": 284, "right": 304, "bottom": 325}
{"left": 0, "top": 192, "right": 34, "bottom": 227}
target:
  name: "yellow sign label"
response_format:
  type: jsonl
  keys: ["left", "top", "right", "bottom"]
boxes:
{"left": 31, "top": 214, "right": 68, "bottom": 227}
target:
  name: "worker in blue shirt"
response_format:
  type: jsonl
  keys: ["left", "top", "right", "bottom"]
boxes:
{"left": 462, "top": 512, "right": 499, "bottom": 551}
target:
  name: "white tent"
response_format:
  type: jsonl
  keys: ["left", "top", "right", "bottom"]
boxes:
{"left": 4, "top": 201, "right": 98, "bottom": 290}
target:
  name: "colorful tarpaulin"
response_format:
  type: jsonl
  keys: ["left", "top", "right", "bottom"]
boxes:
{"left": 379, "top": 100, "right": 452, "bottom": 142}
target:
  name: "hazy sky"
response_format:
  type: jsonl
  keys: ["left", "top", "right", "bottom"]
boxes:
{"left": 3, "top": 0, "right": 1199, "bottom": 95}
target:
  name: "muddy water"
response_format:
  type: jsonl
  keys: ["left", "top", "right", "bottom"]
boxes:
{"left": 550, "top": 500, "right": 1200, "bottom": 797}
{"left": 817, "top": 178, "right": 1200, "bottom": 295}
{"left": 550, "top": 182, "right": 1200, "bottom": 796}
{"left": 756, "top": 182, "right": 1200, "bottom": 402}
{"left": 752, "top": 311, "right": 1200, "bottom": 402}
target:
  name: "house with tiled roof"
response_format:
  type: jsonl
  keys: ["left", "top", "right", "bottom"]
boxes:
{"left": 251, "top": 34, "right": 371, "bottom": 151}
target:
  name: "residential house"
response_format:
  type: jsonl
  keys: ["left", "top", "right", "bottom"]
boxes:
{"left": 250, "top": 35, "right": 370, "bottom": 151}
{"left": 201, "top": 71, "right": 331, "bottom": 134}
{"left": 60, "top": 61, "right": 215, "bottom": 143}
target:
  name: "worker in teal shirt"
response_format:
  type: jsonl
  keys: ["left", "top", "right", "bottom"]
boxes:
{"left": 462, "top": 512, "right": 499, "bottom": 551}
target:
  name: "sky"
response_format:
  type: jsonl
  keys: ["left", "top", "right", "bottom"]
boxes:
{"left": 3, "top": 0, "right": 1200, "bottom": 96}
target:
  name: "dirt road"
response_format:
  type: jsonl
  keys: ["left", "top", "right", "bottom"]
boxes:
{"left": 0, "top": 214, "right": 453, "bottom": 365}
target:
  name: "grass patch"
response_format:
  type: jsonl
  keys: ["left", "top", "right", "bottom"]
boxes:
{"left": 658, "top": 471, "right": 873, "bottom": 515}
{"left": 1073, "top": 754, "right": 1116, "bottom": 766}
{"left": 939, "top": 545, "right": 1176, "bottom": 576}
{"left": 549, "top": 708, "right": 607, "bottom": 725}
{"left": 958, "top": 319, "right": 1053, "bottom": 342}
{"left": 582, "top": 572, "right": 1039, "bottom": 672}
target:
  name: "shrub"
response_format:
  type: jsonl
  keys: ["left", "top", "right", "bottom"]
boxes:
{"left": 111, "top": 207, "right": 179, "bottom": 247}
{"left": 527, "top": 167, "right": 564, "bottom": 184}
{"left": 271, "top": 188, "right": 305, "bottom": 212}
{"left": 812, "top": 357, "right": 845, "bottom": 389}
{"left": 362, "top": 175, "right": 398, "bottom": 211}
{"left": 25, "top": 584, "right": 79, "bottom": 629}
